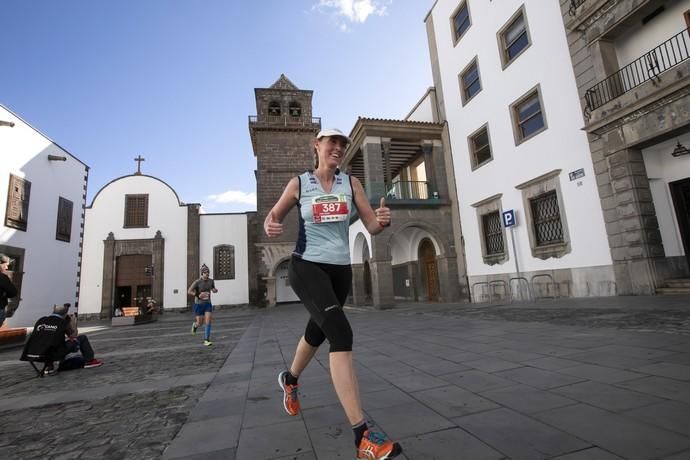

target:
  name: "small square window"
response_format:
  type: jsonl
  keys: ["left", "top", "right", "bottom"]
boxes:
{"left": 459, "top": 57, "right": 481, "bottom": 105}
{"left": 510, "top": 85, "right": 547, "bottom": 145}
{"left": 451, "top": 1, "right": 471, "bottom": 45}
{"left": 124, "top": 194, "right": 148, "bottom": 228}
{"left": 468, "top": 124, "right": 492, "bottom": 169}
{"left": 498, "top": 6, "right": 531, "bottom": 68}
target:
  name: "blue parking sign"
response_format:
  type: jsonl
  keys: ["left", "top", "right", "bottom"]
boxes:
{"left": 502, "top": 210, "right": 516, "bottom": 228}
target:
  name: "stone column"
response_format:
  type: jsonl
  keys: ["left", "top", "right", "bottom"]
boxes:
{"left": 362, "top": 138, "right": 385, "bottom": 200}
{"left": 422, "top": 141, "right": 437, "bottom": 199}
{"left": 101, "top": 233, "right": 116, "bottom": 318}
{"left": 382, "top": 138, "right": 392, "bottom": 188}
{"left": 436, "top": 255, "right": 460, "bottom": 302}
{"left": 370, "top": 260, "right": 394, "bottom": 309}
{"left": 603, "top": 141, "right": 665, "bottom": 294}
{"left": 264, "top": 276, "right": 276, "bottom": 307}
{"left": 350, "top": 264, "right": 366, "bottom": 306}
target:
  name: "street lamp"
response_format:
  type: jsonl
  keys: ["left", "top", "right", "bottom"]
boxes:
{"left": 671, "top": 141, "right": 689, "bottom": 158}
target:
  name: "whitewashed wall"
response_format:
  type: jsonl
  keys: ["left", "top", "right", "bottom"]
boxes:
{"left": 406, "top": 89, "right": 436, "bottom": 122}
{"left": 427, "top": 0, "right": 612, "bottom": 277}
{"left": 79, "top": 175, "right": 189, "bottom": 315}
{"left": 0, "top": 105, "right": 87, "bottom": 327}
{"left": 643, "top": 132, "right": 690, "bottom": 257}
{"left": 198, "top": 213, "right": 249, "bottom": 305}
{"left": 615, "top": 0, "right": 690, "bottom": 68}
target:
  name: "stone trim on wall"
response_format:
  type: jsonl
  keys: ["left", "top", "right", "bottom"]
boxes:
{"left": 101, "top": 232, "right": 165, "bottom": 319}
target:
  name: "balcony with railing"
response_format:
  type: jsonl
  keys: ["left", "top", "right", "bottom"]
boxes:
{"left": 248, "top": 115, "right": 321, "bottom": 128}
{"left": 585, "top": 27, "right": 690, "bottom": 114}
{"left": 385, "top": 181, "right": 436, "bottom": 201}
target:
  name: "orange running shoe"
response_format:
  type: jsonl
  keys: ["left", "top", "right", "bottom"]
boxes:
{"left": 278, "top": 370, "right": 300, "bottom": 416}
{"left": 357, "top": 430, "right": 402, "bottom": 460}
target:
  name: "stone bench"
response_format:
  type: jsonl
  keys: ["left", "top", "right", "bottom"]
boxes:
{"left": 0, "top": 327, "right": 28, "bottom": 349}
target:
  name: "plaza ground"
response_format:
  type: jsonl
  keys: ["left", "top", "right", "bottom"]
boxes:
{"left": 1, "top": 296, "right": 690, "bottom": 459}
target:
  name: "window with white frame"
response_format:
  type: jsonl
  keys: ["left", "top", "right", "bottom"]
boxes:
{"left": 510, "top": 85, "right": 547, "bottom": 145}
{"left": 498, "top": 5, "right": 531, "bottom": 68}
{"left": 460, "top": 57, "right": 481, "bottom": 105}
{"left": 451, "top": 1, "right": 471, "bottom": 45}
{"left": 468, "top": 124, "right": 492, "bottom": 170}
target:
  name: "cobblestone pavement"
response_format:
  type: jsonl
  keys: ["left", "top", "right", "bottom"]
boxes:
{"left": 394, "top": 296, "right": 690, "bottom": 335}
{"left": 0, "top": 309, "right": 257, "bottom": 460}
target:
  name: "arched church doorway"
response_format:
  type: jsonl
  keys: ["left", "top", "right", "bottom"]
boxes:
{"left": 418, "top": 238, "right": 439, "bottom": 301}
{"left": 276, "top": 259, "right": 299, "bottom": 303}
{"left": 115, "top": 254, "right": 152, "bottom": 313}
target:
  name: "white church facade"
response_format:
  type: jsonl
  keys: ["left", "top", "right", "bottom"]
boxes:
{"left": 78, "top": 171, "right": 249, "bottom": 319}
{"left": 1, "top": 104, "right": 88, "bottom": 328}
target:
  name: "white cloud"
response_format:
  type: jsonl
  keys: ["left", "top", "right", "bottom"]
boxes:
{"left": 315, "top": 0, "right": 389, "bottom": 27}
{"left": 206, "top": 190, "right": 257, "bottom": 206}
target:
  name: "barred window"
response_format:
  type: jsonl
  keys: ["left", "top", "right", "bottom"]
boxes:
{"left": 530, "top": 191, "right": 564, "bottom": 246}
{"left": 5, "top": 174, "right": 31, "bottom": 231}
{"left": 124, "top": 194, "right": 148, "bottom": 228}
{"left": 451, "top": 1, "right": 470, "bottom": 43}
{"left": 482, "top": 211, "right": 504, "bottom": 256}
{"left": 214, "top": 245, "right": 235, "bottom": 280}
{"left": 56, "top": 197, "right": 73, "bottom": 242}
{"left": 469, "top": 125, "right": 492, "bottom": 169}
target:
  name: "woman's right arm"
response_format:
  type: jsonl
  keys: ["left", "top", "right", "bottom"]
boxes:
{"left": 264, "top": 177, "right": 299, "bottom": 237}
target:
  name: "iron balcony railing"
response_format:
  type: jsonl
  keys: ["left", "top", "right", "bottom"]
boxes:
{"left": 248, "top": 115, "right": 321, "bottom": 127}
{"left": 585, "top": 27, "right": 690, "bottom": 112}
{"left": 386, "top": 181, "right": 435, "bottom": 200}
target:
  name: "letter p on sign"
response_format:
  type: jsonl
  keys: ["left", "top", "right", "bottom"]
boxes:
{"left": 502, "top": 210, "right": 516, "bottom": 228}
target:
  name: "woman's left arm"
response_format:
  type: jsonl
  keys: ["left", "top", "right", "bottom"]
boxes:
{"left": 351, "top": 176, "right": 391, "bottom": 235}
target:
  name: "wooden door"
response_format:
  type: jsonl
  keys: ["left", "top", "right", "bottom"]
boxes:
{"left": 419, "top": 239, "right": 439, "bottom": 301}
{"left": 670, "top": 178, "right": 690, "bottom": 266}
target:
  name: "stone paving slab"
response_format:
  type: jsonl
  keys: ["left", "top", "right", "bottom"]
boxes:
{"left": 3, "top": 296, "right": 690, "bottom": 459}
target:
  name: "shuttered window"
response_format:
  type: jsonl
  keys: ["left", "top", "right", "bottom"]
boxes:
{"left": 124, "top": 194, "right": 148, "bottom": 228}
{"left": 5, "top": 174, "right": 31, "bottom": 231}
{"left": 214, "top": 245, "right": 235, "bottom": 280}
{"left": 56, "top": 197, "right": 73, "bottom": 242}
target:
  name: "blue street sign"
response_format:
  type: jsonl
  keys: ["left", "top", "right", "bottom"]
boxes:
{"left": 502, "top": 210, "right": 516, "bottom": 228}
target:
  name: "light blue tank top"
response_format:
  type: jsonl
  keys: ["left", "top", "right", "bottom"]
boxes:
{"left": 293, "top": 170, "right": 354, "bottom": 265}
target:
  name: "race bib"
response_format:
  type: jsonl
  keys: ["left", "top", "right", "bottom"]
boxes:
{"left": 312, "top": 194, "right": 349, "bottom": 223}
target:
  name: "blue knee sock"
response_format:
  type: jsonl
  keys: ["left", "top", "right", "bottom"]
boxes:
{"left": 204, "top": 324, "right": 212, "bottom": 341}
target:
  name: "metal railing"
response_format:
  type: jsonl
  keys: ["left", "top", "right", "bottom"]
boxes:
{"left": 585, "top": 28, "right": 690, "bottom": 112}
{"left": 248, "top": 115, "right": 321, "bottom": 127}
{"left": 385, "top": 181, "right": 432, "bottom": 200}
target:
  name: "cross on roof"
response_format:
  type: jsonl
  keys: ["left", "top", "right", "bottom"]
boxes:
{"left": 134, "top": 155, "right": 145, "bottom": 174}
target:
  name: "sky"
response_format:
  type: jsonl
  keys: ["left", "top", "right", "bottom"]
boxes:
{"left": 2, "top": 0, "right": 434, "bottom": 213}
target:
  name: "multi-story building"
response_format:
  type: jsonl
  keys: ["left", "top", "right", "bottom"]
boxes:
{"left": 424, "top": 0, "right": 617, "bottom": 301}
{"left": 563, "top": 0, "right": 690, "bottom": 294}
{"left": 1, "top": 104, "right": 89, "bottom": 327}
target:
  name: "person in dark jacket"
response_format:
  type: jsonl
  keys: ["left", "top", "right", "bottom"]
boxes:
{"left": 0, "top": 253, "right": 18, "bottom": 328}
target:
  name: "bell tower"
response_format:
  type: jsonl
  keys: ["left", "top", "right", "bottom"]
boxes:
{"left": 249, "top": 74, "right": 321, "bottom": 306}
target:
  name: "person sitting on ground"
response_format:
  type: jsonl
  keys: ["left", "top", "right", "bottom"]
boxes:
{"left": 44, "top": 303, "right": 103, "bottom": 375}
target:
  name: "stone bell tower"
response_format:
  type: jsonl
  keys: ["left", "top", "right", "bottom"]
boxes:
{"left": 249, "top": 74, "right": 321, "bottom": 306}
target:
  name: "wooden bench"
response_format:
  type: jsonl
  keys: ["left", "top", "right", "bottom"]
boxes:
{"left": 0, "top": 327, "right": 28, "bottom": 349}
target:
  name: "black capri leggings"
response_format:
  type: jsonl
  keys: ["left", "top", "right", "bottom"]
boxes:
{"left": 288, "top": 255, "right": 353, "bottom": 352}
